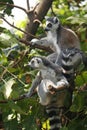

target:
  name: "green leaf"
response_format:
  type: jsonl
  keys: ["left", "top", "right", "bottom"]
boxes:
{"left": 4, "top": 118, "right": 18, "bottom": 130}
{"left": 2, "top": 78, "right": 15, "bottom": 99}
{"left": 60, "top": 126, "right": 68, "bottom": 130}
{"left": 70, "top": 92, "right": 87, "bottom": 112}
{"left": 0, "top": 53, "right": 7, "bottom": 64}
{"left": 8, "top": 101, "right": 27, "bottom": 115}
{"left": 2, "top": 0, "right": 14, "bottom": 15}
{"left": 68, "top": 117, "right": 87, "bottom": 130}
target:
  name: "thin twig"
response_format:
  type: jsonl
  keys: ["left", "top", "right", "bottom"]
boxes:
{"left": 0, "top": 65, "right": 26, "bottom": 86}
{"left": 1, "top": 16, "right": 53, "bottom": 52}
{"left": 1, "top": 16, "right": 38, "bottom": 39}
{"left": 0, "top": 2, "right": 27, "bottom": 14}
{"left": 26, "top": 0, "right": 30, "bottom": 10}
{"left": 50, "top": 5, "right": 57, "bottom": 16}
{"left": 33, "top": 3, "right": 39, "bottom": 11}
{"left": 0, "top": 2, "right": 39, "bottom": 16}
{"left": 0, "top": 90, "right": 36, "bottom": 103}
{"left": 0, "top": 95, "right": 26, "bottom": 104}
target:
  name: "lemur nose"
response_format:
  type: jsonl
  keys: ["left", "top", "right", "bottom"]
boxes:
{"left": 44, "top": 27, "right": 50, "bottom": 32}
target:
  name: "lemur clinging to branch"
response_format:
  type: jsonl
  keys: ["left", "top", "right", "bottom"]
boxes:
{"left": 25, "top": 56, "right": 69, "bottom": 102}
{"left": 25, "top": 47, "right": 87, "bottom": 129}
{"left": 25, "top": 47, "right": 87, "bottom": 101}
{"left": 25, "top": 56, "right": 70, "bottom": 130}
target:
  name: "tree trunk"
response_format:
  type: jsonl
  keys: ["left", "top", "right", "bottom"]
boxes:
{"left": 24, "top": 0, "right": 54, "bottom": 41}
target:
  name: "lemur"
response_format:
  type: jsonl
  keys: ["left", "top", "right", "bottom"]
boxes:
{"left": 25, "top": 48, "right": 87, "bottom": 130}
{"left": 26, "top": 48, "right": 87, "bottom": 99}
{"left": 25, "top": 56, "right": 69, "bottom": 130}
{"left": 31, "top": 16, "right": 80, "bottom": 63}
{"left": 26, "top": 56, "right": 69, "bottom": 100}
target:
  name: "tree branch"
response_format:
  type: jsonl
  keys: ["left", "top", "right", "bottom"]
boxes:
{"left": 1, "top": 16, "right": 38, "bottom": 39}
{"left": 0, "top": 84, "right": 87, "bottom": 104}
{"left": 19, "top": 39, "right": 53, "bottom": 53}
{"left": 50, "top": 5, "right": 57, "bottom": 16}
{"left": 24, "top": 0, "right": 54, "bottom": 41}
{"left": 0, "top": 2, "right": 39, "bottom": 18}
{"left": 0, "top": 91, "right": 36, "bottom": 104}
{"left": 0, "top": 2, "right": 27, "bottom": 14}
{"left": 0, "top": 65, "right": 26, "bottom": 86}
{"left": 26, "top": 0, "right": 30, "bottom": 10}
{"left": 1, "top": 16, "right": 53, "bottom": 52}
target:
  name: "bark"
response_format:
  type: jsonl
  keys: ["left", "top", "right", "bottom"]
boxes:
{"left": 24, "top": 0, "right": 54, "bottom": 41}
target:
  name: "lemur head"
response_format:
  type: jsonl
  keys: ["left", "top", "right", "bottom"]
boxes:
{"left": 28, "top": 56, "right": 63, "bottom": 73}
{"left": 45, "top": 16, "right": 60, "bottom": 32}
{"left": 28, "top": 57, "right": 45, "bottom": 69}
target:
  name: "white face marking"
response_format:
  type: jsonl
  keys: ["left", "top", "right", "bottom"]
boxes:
{"left": 28, "top": 57, "right": 43, "bottom": 69}
{"left": 45, "top": 20, "right": 59, "bottom": 32}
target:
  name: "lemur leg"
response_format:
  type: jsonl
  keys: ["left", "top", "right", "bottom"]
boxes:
{"left": 56, "top": 79, "right": 69, "bottom": 91}
{"left": 47, "top": 79, "right": 69, "bottom": 94}
{"left": 25, "top": 72, "right": 42, "bottom": 98}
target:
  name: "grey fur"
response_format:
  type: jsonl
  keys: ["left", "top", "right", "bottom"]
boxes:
{"left": 31, "top": 17, "right": 80, "bottom": 55}
{"left": 26, "top": 56, "right": 69, "bottom": 105}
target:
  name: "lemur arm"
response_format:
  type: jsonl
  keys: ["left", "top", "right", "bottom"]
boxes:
{"left": 31, "top": 37, "right": 51, "bottom": 47}
{"left": 25, "top": 72, "right": 42, "bottom": 98}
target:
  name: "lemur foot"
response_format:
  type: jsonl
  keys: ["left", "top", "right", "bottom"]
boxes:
{"left": 48, "top": 85, "right": 56, "bottom": 94}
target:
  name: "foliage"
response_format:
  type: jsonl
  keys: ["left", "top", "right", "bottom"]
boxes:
{"left": 0, "top": 0, "right": 14, "bottom": 16}
{"left": 0, "top": 0, "right": 87, "bottom": 130}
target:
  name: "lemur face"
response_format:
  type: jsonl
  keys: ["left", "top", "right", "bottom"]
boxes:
{"left": 28, "top": 57, "right": 43, "bottom": 69}
{"left": 45, "top": 17, "right": 60, "bottom": 32}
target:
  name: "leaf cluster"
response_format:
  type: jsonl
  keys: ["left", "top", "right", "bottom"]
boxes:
{"left": 0, "top": 0, "right": 14, "bottom": 16}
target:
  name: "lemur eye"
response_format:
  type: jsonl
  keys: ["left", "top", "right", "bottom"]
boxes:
{"left": 37, "top": 59, "right": 41, "bottom": 64}
{"left": 31, "top": 60, "right": 34, "bottom": 64}
{"left": 47, "top": 23, "right": 52, "bottom": 28}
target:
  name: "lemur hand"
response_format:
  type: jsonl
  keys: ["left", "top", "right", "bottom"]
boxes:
{"left": 31, "top": 38, "right": 40, "bottom": 45}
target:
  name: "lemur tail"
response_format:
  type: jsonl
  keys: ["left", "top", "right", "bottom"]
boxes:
{"left": 82, "top": 52, "right": 87, "bottom": 67}
{"left": 46, "top": 106, "right": 62, "bottom": 130}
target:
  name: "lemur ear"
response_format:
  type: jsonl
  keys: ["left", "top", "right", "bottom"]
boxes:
{"left": 53, "top": 17, "right": 59, "bottom": 24}
{"left": 45, "top": 16, "right": 49, "bottom": 20}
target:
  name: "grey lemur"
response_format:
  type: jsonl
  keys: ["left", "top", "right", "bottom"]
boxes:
{"left": 31, "top": 16, "right": 80, "bottom": 64}
{"left": 25, "top": 56, "right": 69, "bottom": 105}
{"left": 44, "top": 16, "right": 80, "bottom": 49}
{"left": 31, "top": 17, "right": 80, "bottom": 61}
{"left": 25, "top": 48, "right": 87, "bottom": 101}
{"left": 25, "top": 56, "right": 70, "bottom": 130}
{"left": 24, "top": 51, "right": 87, "bottom": 129}
{"left": 25, "top": 48, "right": 87, "bottom": 99}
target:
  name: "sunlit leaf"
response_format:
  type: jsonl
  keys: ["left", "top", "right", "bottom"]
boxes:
{"left": 8, "top": 101, "right": 27, "bottom": 115}
{"left": 3, "top": 78, "right": 15, "bottom": 99}
{"left": 70, "top": 91, "right": 87, "bottom": 112}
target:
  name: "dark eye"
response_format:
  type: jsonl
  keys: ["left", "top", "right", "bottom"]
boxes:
{"left": 31, "top": 60, "right": 34, "bottom": 64}
{"left": 37, "top": 59, "right": 41, "bottom": 64}
{"left": 47, "top": 23, "right": 52, "bottom": 28}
